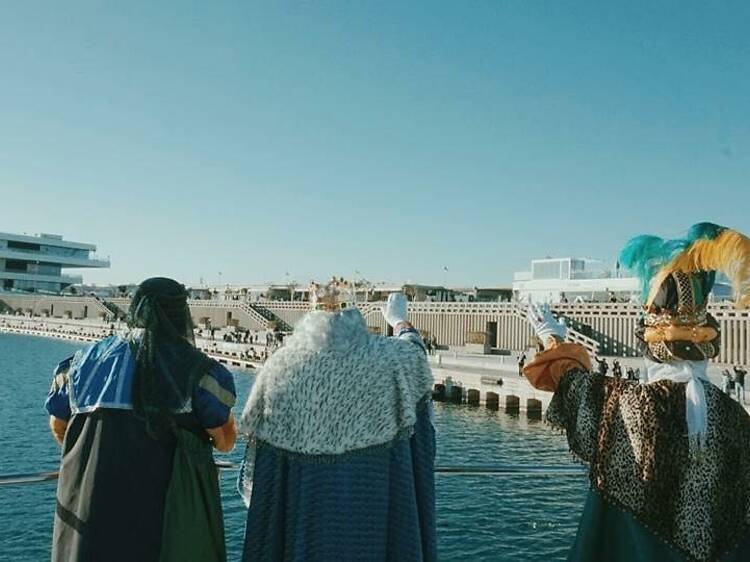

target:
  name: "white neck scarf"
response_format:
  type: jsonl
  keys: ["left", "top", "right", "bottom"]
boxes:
{"left": 645, "top": 358, "right": 710, "bottom": 448}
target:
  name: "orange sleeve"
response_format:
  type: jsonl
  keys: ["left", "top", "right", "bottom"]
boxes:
{"left": 49, "top": 416, "right": 68, "bottom": 445}
{"left": 522, "top": 342, "right": 592, "bottom": 392}
{"left": 205, "top": 415, "right": 237, "bottom": 453}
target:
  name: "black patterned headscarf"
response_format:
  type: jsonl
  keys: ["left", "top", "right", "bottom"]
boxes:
{"left": 127, "top": 277, "right": 212, "bottom": 439}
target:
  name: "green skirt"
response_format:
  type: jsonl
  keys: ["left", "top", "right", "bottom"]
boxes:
{"left": 569, "top": 490, "right": 750, "bottom": 562}
{"left": 159, "top": 428, "right": 226, "bottom": 562}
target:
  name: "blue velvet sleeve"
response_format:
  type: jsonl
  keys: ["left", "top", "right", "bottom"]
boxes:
{"left": 45, "top": 357, "right": 74, "bottom": 421}
{"left": 193, "top": 362, "right": 237, "bottom": 429}
{"left": 395, "top": 325, "right": 426, "bottom": 353}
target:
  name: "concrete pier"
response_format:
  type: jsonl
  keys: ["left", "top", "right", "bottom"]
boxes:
{"left": 430, "top": 353, "right": 554, "bottom": 417}
{"left": 427, "top": 346, "right": 555, "bottom": 418}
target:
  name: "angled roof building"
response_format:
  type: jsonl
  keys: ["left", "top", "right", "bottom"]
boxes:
{"left": 0, "top": 232, "right": 109, "bottom": 294}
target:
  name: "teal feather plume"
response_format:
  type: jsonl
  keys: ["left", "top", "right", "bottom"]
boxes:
{"left": 686, "top": 222, "right": 726, "bottom": 243}
{"left": 618, "top": 222, "right": 727, "bottom": 301}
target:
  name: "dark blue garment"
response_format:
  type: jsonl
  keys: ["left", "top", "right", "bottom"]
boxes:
{"left": 570, "top": 489, "right": 750, "bottom": 562}
{"left": 242, "top": 406, "right": 436, "bottom": 562}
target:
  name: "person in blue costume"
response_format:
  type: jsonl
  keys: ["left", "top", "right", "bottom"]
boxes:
{"left": 238, "top": 283, "right": 436, "bottom": 562}
{"left": 523, "top": 223, "right": 750, "bottom": 562}
{"left": 45, "top": 277, "right": 237, "bottom": 562}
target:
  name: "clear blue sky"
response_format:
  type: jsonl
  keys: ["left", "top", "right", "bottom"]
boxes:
{"left": 1, "top": 2, "right": 748, "bottom": 287}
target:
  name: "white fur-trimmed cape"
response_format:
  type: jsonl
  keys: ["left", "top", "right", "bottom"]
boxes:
{"left": 239, "top": 308, "right": 433, "bottom": 455}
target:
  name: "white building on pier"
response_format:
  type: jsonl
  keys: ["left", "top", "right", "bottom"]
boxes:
{"left": 513, "top": 256, "right": 735, "bottom": 304}
{"left": 512, "top": 257, "right": 637, "bottom": 304}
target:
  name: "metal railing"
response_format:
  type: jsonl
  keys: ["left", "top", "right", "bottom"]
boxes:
{"left": 0, "top": 464, "right": 587, "bottom": 487}
{"left": 246, "top": 303, "right": 292, "bottom": 331}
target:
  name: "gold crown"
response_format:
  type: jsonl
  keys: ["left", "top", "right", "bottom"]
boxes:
{"left": 310, "top": 277, "right": 356, "bottom": 311}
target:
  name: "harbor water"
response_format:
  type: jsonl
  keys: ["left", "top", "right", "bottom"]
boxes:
{"left": 0, "top": 333, "right": 588, "bottom": 561}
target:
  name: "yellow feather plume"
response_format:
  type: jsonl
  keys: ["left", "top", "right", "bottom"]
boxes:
{"left": 663, "top": 229, "right": 750, "bottom": 308}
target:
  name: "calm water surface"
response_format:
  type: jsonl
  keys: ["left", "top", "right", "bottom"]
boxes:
{"left": 0, "top": 333, "right": 587, "bottom": 561}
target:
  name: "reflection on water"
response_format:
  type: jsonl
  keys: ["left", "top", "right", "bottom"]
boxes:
{"left": 433, "top": 403, "right": 586, "bottom": 561}
{"left": 0, "top": 334, "right": 587, "bottom": 561}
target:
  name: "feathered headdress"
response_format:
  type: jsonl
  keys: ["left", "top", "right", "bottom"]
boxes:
{"left": 619, "top": 222, "right": 750, "bottom": 308}
{"left": 619, "top": 222, "right": 750, "bottom": 364}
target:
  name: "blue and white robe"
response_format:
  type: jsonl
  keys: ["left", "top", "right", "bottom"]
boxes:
{"left": 239, "top": 309, "right": 436, "bottom": 561}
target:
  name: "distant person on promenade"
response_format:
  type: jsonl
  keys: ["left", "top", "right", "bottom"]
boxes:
{"left": 728, "top": 371, "right": 736, "bottom": 397}
{"left": 518, "top": 351, "right": 527, "bottom": 376}
{"left": 612, "top": 359, "right": 622, "bottom": 378}
{"left": 45, "top": 278, "right": 237, "bottom": 562}
{"left": 238, "top": 290, "right": 436, "bottom": 561}
{"left": 594, "top": 356, "right": 609, "bottom": 376}
{"left": 722, "top": 368, "right": 733, "bottom": 394}
{"left": 523, "top": 222, "right": 750, "bottom": 561}
{"left": 734, "top": 365, "right": 747, "bottom": 404}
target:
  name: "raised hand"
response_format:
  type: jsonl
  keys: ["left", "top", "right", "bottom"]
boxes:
{"left": 526, "top": 303, "right": 567, "bottom": 348}
{"left": 381, "top": 293, "right": 409, "bottom": 328}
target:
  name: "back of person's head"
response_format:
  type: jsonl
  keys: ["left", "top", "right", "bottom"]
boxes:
{"left": 128, "top": 277, "right": 209, "bottom": 439}
{"left": 128, "top": 277, "right": 191, "bottom": 337}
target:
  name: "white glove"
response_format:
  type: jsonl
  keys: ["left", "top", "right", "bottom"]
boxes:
{"left": 526, "top": 303, "right": 567, "bottom": 347}
{"left": 382, "top": 293, "right": 409, "bottom": 328}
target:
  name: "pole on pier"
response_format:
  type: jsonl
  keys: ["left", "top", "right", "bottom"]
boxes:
{"left": 432, "top": 383, "right": 446, "bottom": 402}
{"left": 485, "top": 392, "right": 499, "bottom": 411}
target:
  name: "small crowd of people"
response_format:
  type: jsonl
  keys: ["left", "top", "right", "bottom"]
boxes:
{"left": 196, "top": 327, "right": 288, "bottom": 360}
{"left": 200, "top": 327, "right": 269, "bottom": 345}
{"left": 0, "top": 316, "right": 112, "bottom": 341}
{"left": 594, "top": 356, "right": 642, "bottom": 381}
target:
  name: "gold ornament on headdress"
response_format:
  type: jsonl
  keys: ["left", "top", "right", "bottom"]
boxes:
{"left": 310, "top": 277, "right": 356, "bottom": 311}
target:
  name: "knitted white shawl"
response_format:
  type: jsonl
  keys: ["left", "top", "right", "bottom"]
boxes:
{"left": 239, "top": 308, "right": 433, "bottom": 455}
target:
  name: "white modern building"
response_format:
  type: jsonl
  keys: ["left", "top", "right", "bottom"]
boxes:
{"left": 0, "top": 232, "right": 110, "bottom": 294}
{"left": 513, "top": 257, "right": 640, "bottom": 304}
{"left": 513, "top": 257, "right": 735, "bottom": 304}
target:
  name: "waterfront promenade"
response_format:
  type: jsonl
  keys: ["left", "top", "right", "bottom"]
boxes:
{"left": 4, "top": 313, "right": 748, "bottom": 415}
{"left": 2, "top": 293, "right": 749, "bottom": 366}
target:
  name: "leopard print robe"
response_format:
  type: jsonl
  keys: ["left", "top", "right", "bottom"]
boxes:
{"left": 548, "top": 371, "right": 750, "bottom": 561}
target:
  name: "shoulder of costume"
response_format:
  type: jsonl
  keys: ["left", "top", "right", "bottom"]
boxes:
{"left": 207, "top": 359, "right": 233, "bottom": 379}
